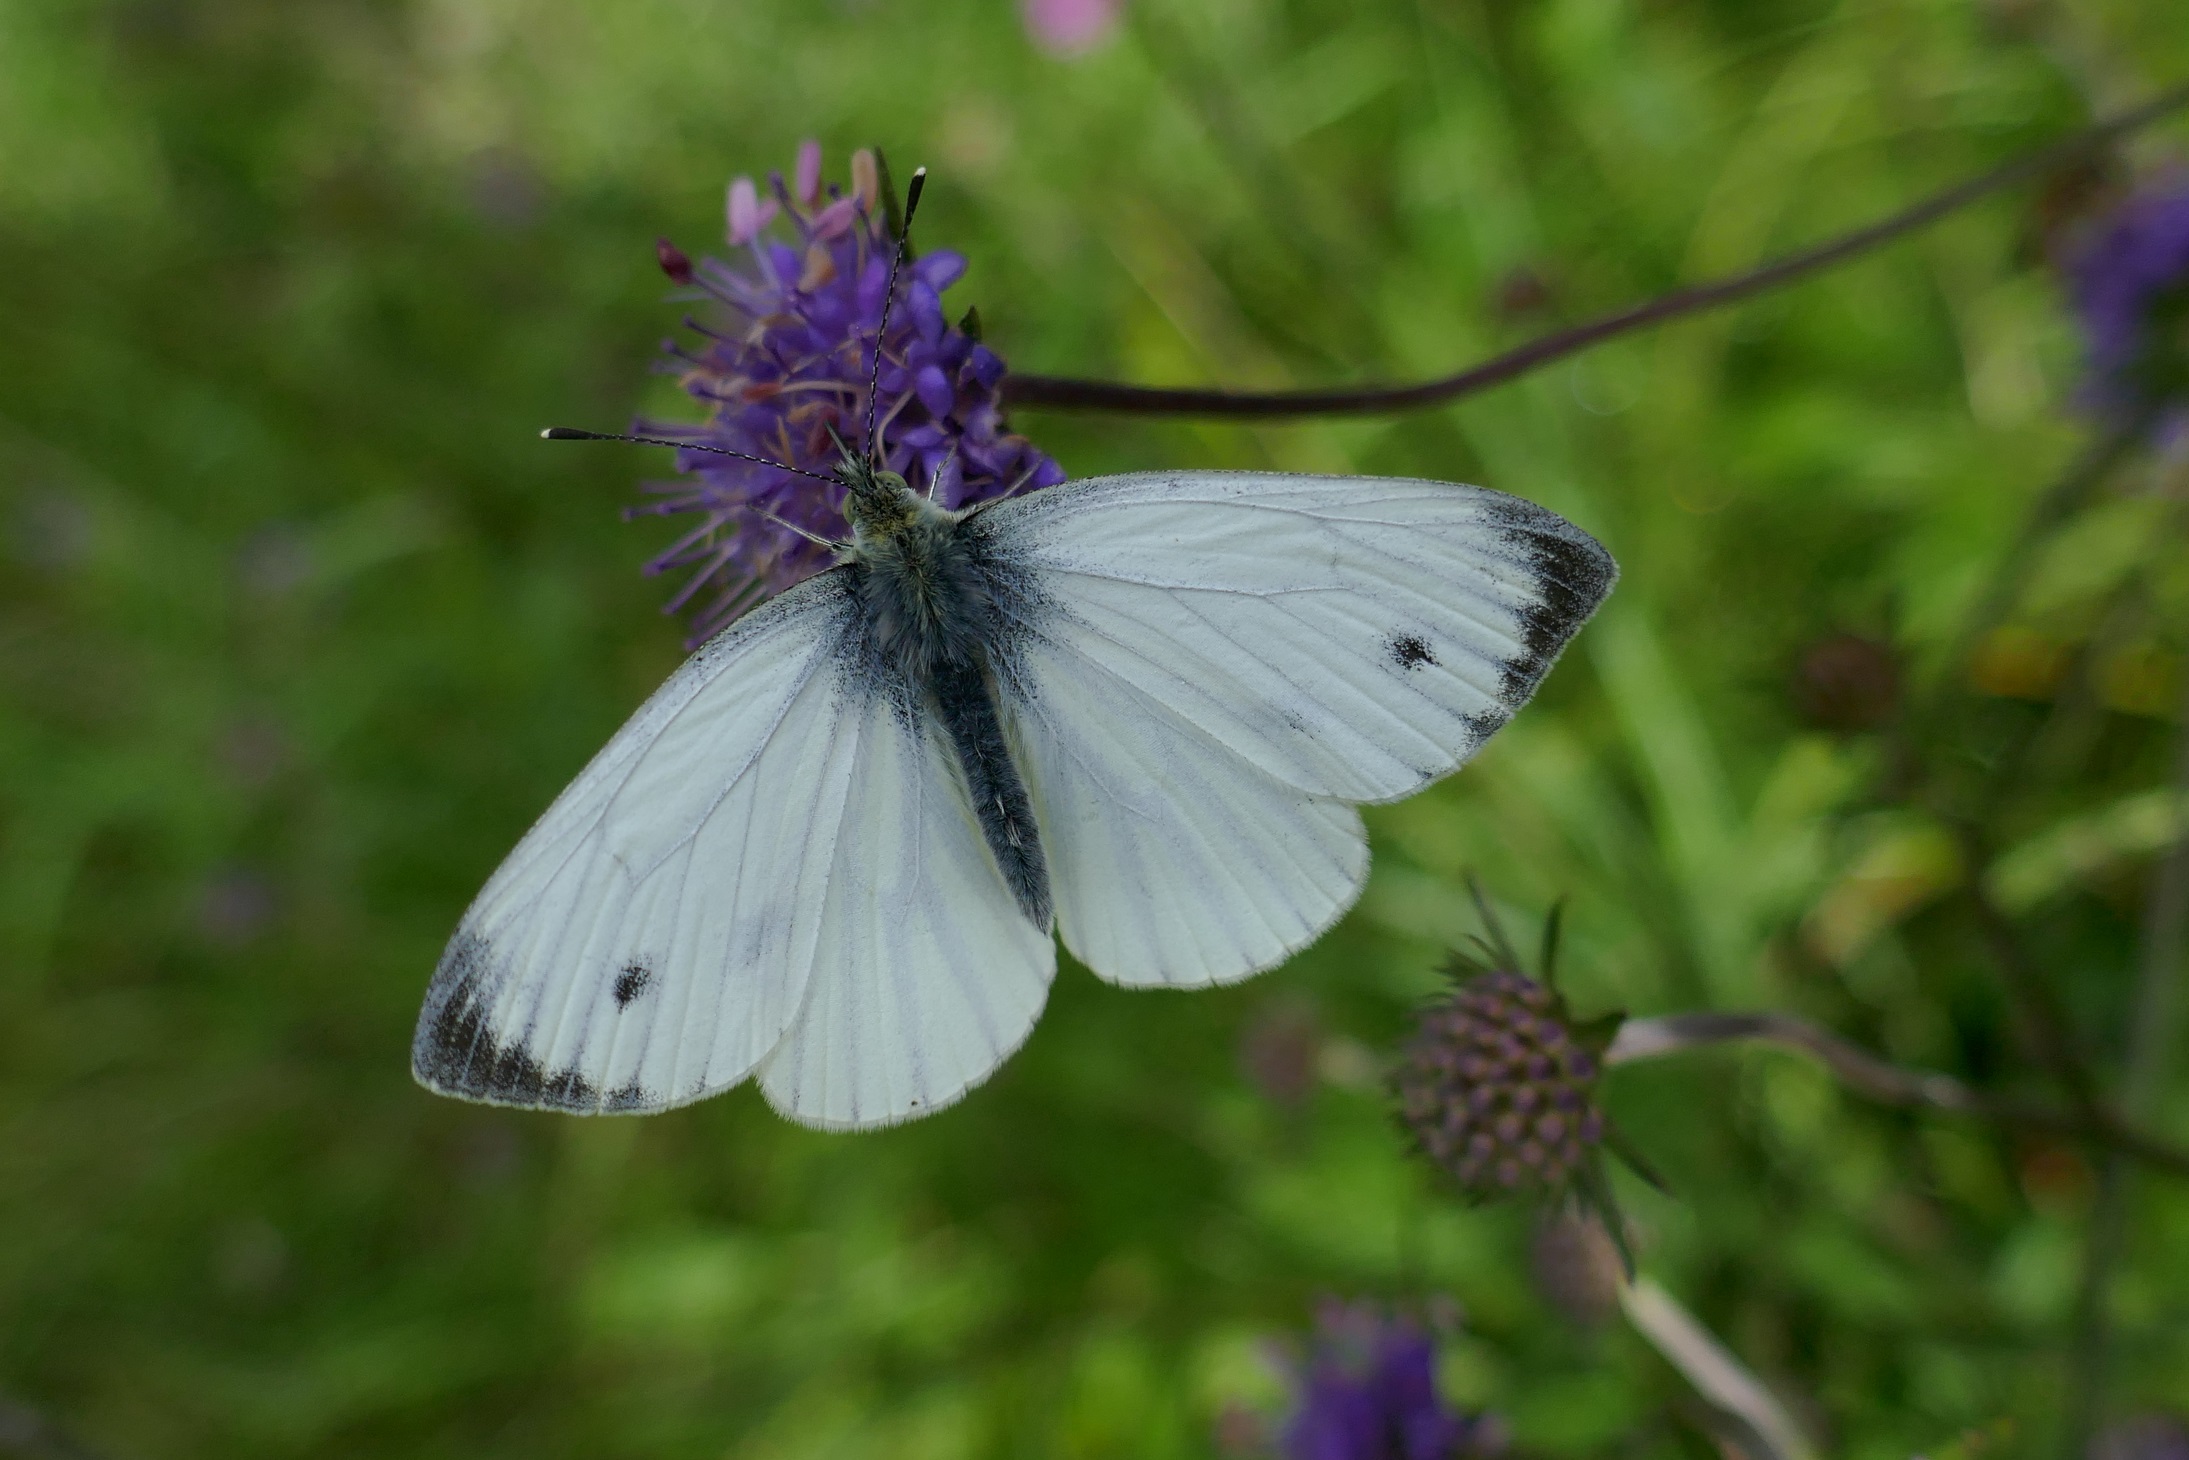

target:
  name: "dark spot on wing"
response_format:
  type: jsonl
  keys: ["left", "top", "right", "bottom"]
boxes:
{"left": 613, "top": 961, "right": 652, "bottom": 1008}
{"left": 1389, "top": 634, "right": 1436, "bottom": 671}
{"left": 413, "top": 929, "right": 655, "bottom": 1114}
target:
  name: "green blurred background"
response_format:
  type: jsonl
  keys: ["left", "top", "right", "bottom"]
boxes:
{"left": 6, "top": 0, "right": 2189, "bottom": 1454}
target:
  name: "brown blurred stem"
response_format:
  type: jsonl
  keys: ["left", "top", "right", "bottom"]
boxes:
{"left": 1605, "top": 1012, "right": 2189, "bottom": 1181}
{"left": 1003, "top": 83, "right": 2189, "bottom": 419}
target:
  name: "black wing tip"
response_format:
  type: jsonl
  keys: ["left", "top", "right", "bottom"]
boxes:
{"left": 1475, "top": 496, "right": 1618, "bottom": 706}
{"left": 411, "top": 928, "right": 656, "bottom": 1115}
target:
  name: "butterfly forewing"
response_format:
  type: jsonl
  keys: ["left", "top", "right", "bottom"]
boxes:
{"left": 412, "top": 570, "right": 869, "bottom": 1114}
{"left": 978, "top": 471, "right": 1616, "bottom": 806}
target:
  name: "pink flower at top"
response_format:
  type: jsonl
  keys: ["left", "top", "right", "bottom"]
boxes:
{"left": 1021, "top": 0, "right": 1121, "bottom": 58}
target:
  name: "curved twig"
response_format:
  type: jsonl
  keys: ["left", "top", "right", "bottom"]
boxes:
{"left": 1003, "top": 83, "right": 2189, "bottom": 419}
{"left": 1606, "top": 1010, "right": 2189, "bottom": 1181}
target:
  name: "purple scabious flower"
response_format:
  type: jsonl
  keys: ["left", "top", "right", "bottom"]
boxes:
{"left": 1281, "top": 1302, "right": 1492, "bottom": 1460}
{"left": 2068, "top": 176, "right": 2189, "bottom": 438}
{"left": 632, "top": 142, "right": 1066, "bottom": 646}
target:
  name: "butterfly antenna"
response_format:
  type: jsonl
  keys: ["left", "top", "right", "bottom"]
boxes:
{"left": 541, "top": 427, "right": 838, "bottom": 485}
{"left": 861, "top": 165, "right": 927, "bottom": 471}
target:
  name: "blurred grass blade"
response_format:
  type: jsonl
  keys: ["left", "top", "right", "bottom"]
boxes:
{"left": 1988, "top": 787, "right": 2189, "bottom": 914}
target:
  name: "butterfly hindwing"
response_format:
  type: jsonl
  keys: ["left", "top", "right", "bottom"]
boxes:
{"left": 757, "top": 668, "right": 1056, "bottom": 1129}
{"left": 1003, "top": 629, "right": 1369, "bottom": 988}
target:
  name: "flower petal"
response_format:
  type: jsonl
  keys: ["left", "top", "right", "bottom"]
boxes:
{"left": 726, "top": 176, "right": 762, "bottom": 244}
{"left": 851, "top": 149, "right": 880, "bottom": 217}
{"left": 811, "top": 195, "right": 859, "bottom": 239}
{"left": 794, "top": 140, "right": 823, "bottom": 204}
{"left": 914, "top": 250, "right": 968, "bottom": 292}
{"left": 914, "top": 363, "right": 955, "bottom": 418}
{"left": 908, "top": 281, "right": 946, "bottom": 343}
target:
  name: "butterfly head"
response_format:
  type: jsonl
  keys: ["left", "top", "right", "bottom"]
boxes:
{"left": 835, "top": 163, "right": 944, "bottom": 550}
{"left": 834, "top": 441, "right": 949, "bottom": 558}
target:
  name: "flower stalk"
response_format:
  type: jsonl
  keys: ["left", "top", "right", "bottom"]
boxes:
{"left": 1605, "top": 1010, "right": 2189, "bottom": 1181}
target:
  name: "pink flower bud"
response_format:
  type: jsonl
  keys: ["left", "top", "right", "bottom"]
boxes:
{"left": 811, "top": 195, "right": 859, "bottom": 240}
{"left": 726, "top": 176, "right": 778, "bottom": 245}
{"left": 1021, "top": 0, "right": 1120, "bottom": 57}
{"left": 850, "top": 150, "right": 879, "bottom": 218}
{"left": 794, "top": 140, "right": 823, "bottom": 204}
{"left": 655, "top": 237, "right": 693, "bottom": 284}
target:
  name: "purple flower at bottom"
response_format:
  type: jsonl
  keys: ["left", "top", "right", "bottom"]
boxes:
{"left": 1281, "top": 1302, "right": 1493, "bottom": 1460}
{"left": 631, "top": 142, "right": 1066, "bottom": 647}
{"left": 2068, "top": 177, "right": 2189, "bottom": 438}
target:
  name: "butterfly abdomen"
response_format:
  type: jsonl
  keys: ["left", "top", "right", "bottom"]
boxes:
{"left": 848, "top": 486, "right": 1053, "bottom": 928}
{"left": 930, "top": 656, "right": 1051, "bottom": 926}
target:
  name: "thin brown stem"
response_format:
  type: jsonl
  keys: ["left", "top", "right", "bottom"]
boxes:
{"left": 1605, "top": 1011, "right": 2189, "bottom": 1181}
{"left": 1002, "top": 83, "right": 2189, "bottom": 419}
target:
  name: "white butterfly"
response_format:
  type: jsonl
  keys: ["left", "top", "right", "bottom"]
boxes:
{"left": 412, "top": 457, "right": 1616, "bottom": 1129}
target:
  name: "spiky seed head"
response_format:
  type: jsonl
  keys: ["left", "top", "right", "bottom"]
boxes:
{"left": 1393, "top": 967, "right": 1605, "bottom": 1200}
